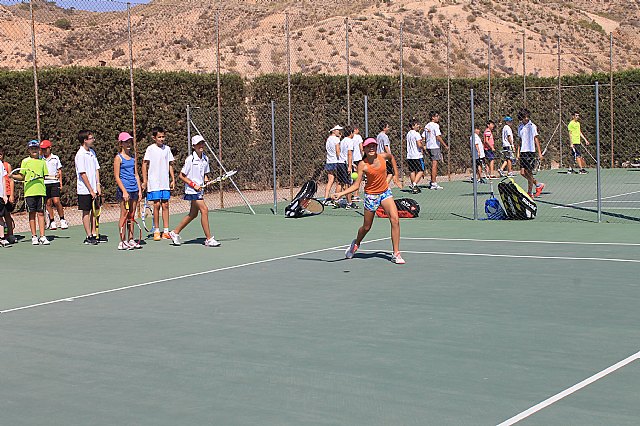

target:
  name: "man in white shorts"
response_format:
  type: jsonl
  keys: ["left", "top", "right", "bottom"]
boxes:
{"left": 423, "top": 111, "right": 449, "bottom": 190}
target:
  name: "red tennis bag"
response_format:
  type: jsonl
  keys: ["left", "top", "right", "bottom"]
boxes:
{"left": 376, "top": 198, "right": 420, "bottom": 218}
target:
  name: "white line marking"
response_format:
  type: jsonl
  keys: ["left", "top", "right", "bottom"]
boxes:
{"left": 401, "top": 237, "right": 640, "bottom": 247}
{"left": 0, "top": 237, "right": 390, "bottom": 315}
{"left": 497, "top": 350, "right": 640, "bottom": 426}
{"left": 340, "top": 249, "right": 640, "bottom": 263}
{"left": 552, "top": 190, "right": 640, "bottom": 209}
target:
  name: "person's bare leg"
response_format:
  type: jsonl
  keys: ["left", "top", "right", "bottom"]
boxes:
{"left": 355, "top": 210, "right": 375, "bottom": 245}
{"left": 174, "top": 202, "right": 198, "bottom": 234}
{"left": 381, "top": 197, "right": 400, "bottom": 254}
{"left": 37, "top": 211, "right": 46, "bottom": 237}
{"left": 431, "top": 160, "right": 438, "bottom": 184}
{"left": 161, "top": 201, "right": 170, "bottom": 230}
{"left": 29, "top": 212, "right": 37, "bottom": 236}
{"left": 153, "top": 201, "right": 161, "bottom": 230}
{"left": 197, "top": 200, "right": 212, "bottom": 240}
{"left": 82, "top": 211, "right": 92, "bottom": 236}
{"left": 324, "top": 173, "right": 335, "bottom": 199}
{"left": 46, "top": 198, "right": 55, "bottom": 223}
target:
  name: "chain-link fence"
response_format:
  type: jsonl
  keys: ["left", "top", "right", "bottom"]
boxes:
{"left": 1, "top": 0, "right": 638, "bottom": 235}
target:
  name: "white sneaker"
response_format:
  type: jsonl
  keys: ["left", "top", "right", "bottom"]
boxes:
{"left": 60, "top": 219, "right": 69, "bottom": 229}
{"left": 0, "top": 239, "right": 10, "bottom": 248}
{"left": 129, "top": 239, "right": 142, "bottom": 249}
{"left": 32, "top": 236, "right": 39, "bottom": 245}
{"left": 49, "top": 221, "right": 57, "bottom": 230}
{"left": 118, "top": 241, "right": 131, "bottom": 250}
{"left": 345, "top": 239, "right": 359, "bottom": 259}
{"left": 392, "top": 252, "right": 406, "bottom": 264}
{"left": 169, "top": 231, "right": 182, "bottom": 246}
{"left": 39, "top": 236, "right": 50, "bottom": 246}
{"left": 204, "top": 237, "right": 221, "bottom": 247}
{"left": 430, "top": 183, "right": 444, "bottom": 190}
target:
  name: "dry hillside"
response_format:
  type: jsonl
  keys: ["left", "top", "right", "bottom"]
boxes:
{"left": 0, "top": 0, "right": 639, "bottom": 77}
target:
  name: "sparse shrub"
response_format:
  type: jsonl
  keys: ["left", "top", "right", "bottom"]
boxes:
{"left": 54, "top": 19, "right": 72, "bottom": 30}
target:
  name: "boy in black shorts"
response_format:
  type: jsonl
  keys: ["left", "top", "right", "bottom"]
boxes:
{"left": 40, "top": 140, "right": 68, "bottom": 230}
{"left": 517, "top": 110, "right": 545, "bottom": 197}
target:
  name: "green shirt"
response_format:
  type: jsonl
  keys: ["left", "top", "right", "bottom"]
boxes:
{"left": 20, "top": 157, "right": 47, "bottom": 197}
{"left": 567, "top": 120, "right": 581, "bottom": 145}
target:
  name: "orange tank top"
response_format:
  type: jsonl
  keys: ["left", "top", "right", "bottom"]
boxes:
{"left": 3, "top": 162, "right": 10, "bottom": 196}
{"left": 364, "top": 154, "right": 389, "bottom": 195}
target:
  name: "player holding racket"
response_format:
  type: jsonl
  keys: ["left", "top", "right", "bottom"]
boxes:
{"left": 75, "top": 130, "right": 101, "bottom": 245}
{"left": 168, "top": 135, "right": 220, "bottom": 248}
{"left": 333, "top": 137, "right": 405, "bottom": 264}
{"left": 114, "top": 132, "right": 143, "bottom": 250}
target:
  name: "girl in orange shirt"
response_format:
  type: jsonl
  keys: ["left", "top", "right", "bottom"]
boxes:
{"left": 333, "top": 137, "right": 405, "bottom": 264}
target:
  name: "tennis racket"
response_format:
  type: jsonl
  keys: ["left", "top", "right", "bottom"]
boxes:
{"left": 10, "top": 167, "right": 55, "bottom": 183}
{"left": 92, "top": 195, "right": 107, "bottom": 242}
{"left": 121, "top": 200, "right": 143, "bottom": 247}
{"left": 202, "top": 170, "right": 238, "bottom": 188}
{"left": 140, "top": 191, "right": 154, "bottom": 233}
{"left": 300, "top": 198, "right": 324, "bottom": 216}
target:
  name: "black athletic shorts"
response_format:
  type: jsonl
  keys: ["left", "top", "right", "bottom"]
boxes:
{"left": 407, "top": 158, "right": 424, "bottom": 173}
{"left": 0, "top": 198, "right": 5, "bottom": 217}
{"left": 336, "top": 163, "right": 350, "bottom": 185}
{"left": 520, "top": 152, "right": 537, "bottom": 171}
{"left": 25, "top": 195, "right": 46, "bottom": 213}
{"left": 45, "top": 183, "right": 61, "bottom": 199}
{"left": 78, "top": 194, "right": 93, "bottom": 211}
{"left": 571, "top": 144, "right": 582, "bottom": 159}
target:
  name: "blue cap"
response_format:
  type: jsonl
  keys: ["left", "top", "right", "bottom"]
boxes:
{"left": 504, "top": 116, "right": 513, "bottom": 122}
{"left": 27, "top": 139, "right": 40, "bottom": 148}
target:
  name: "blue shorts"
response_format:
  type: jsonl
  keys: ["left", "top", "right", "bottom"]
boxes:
{"left": 116, "top": 188, "right": 139, "bottom": 201}
{"left": 147, "top": 190, "right": 170, "bottom": 202}
{"left": 485, "top": 149, "right": 496, "bottom": 161}
{"left": 325, "top": 163, "right": 337, "bottom": 172}
{"left": 364, "top": 188, "right": 393, "bottom": 212}
{"left": 184, "top": 193, "right": 204, "bottom": 201}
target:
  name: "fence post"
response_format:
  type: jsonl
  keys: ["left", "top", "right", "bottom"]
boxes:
{"left": 364, "top": 95, "right": 369, "bottom": 138}
{"left": 447, "top": 25, "right": 451, "bottom": 181}
{"left": 271, "top": 100, "right": 278, "bottom": 214}
{"left": 522, "top": 31, "right": 527, "bottom": 108}
{"left": 215, "top": 9, "right": 224, "bottom": 208}
{"left": 345, "top": 17, "right": 351, "bottom": 126}
{"left": 557, "top": 35, "right": 562, "bottom": 168}
{"left": 186, "top": 105, "right": 192, "bottom": 156}
{"left": 487, "top": 31, "right": 491, "bottom": 120}
{"left": 29, "top": 0, "right": 41, "bottom": 141}
{"left": 595, "top": 82, "right": 602, "bottom": 223}
{"left": 127, "top": 3, "right": 138, "bottom": 164}
{"left": 471, "top": 89, "right": 478, "bottom": 220}
{"left": 399, "top": 21, "right": 404, "bottom": 180}
{"left": 610, "top": 32, "right": 614, "bottom": 168}
{"left": 286, "top": 12, "right": 293, "bottom": 200}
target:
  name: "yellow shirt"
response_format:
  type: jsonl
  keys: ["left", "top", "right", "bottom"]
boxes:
{"left": 567, "top": 120, "right": 581, "bottom": 145}
{"left": 20, "top": 157, "right": 47, "bottom": 197}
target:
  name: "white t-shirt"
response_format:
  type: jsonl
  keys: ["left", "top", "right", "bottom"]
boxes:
{"left": 502, "top": 125, "right": 514, "bottom": 148}
{"left": 423, "top": 122, "right": 442, "bottom": 149}
{"left": 144, "top": 144, "right": 175, "bottom": 192}
{"left": 325, "top": 135, "right": 340, "bottom": 164}
{"left": 181, "top": 152, "right": 210, "bottom": 195}
{"left": 0, "top": 164, "right": 6, "bottom": 199}
{"left": 75, "top": 147, "right": 100, "bottom": 195}
{"left": 338, "top": 136, "right": 353, "bottom": 163}
{"left": 376, "top": 132, "right": 390, "bottom": 154}
{"left": 352, "top": 134, "right": 363, "bottom": 162}
{"left": 472, "top": 134, "right": 485, "bottom": 159}
{"left": 44, "top": 154, "right": 62, "bottom": 184}
{"left": 518, "top": 121, "right": 538, "bottom": 153}
{"left": 406, "top": 130, "right": 423, "bottom": 160}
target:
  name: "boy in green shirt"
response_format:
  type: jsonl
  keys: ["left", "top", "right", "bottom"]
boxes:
{"left": 567, "top": 111, "right": 590, "bottom": 174}
{"left": 12, "top": 140, "right": 51, "bottom": 245}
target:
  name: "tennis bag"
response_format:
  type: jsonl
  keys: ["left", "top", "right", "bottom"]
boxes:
{"left": 375, "top": 198, "right": 420, "bottom": 218}
{"left": 484, "top": 196, "right": 507, "bottom": 220}
{"left": 285, "top": 180, "right": 317, "bottom": 218}
{"left": 497, "top": 178, "right": 537, "bottom": 220}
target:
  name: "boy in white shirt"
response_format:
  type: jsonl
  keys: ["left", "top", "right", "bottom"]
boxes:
{"left": 499, "top": 116, "right": 517, "bottom": 177}
{"left": 40, "top": 139, "right": 68, "bottom": 230}
{"left": 516, "top": 109, "right": 545, "bottom": 197}
{"left": 142, "top": 126, "right": 175, "bottom": 241}
{"left": 376, "top": 122, "right": 394, "bottom": 184}
{"left": 337, "top": 126, "right": 356, "bottom": 209}
{"left": 471, "top": 126, "right": 487, "bottom": 183}
{"left": 351, "top": 125, "right": 364, "bottom": 202}
{"left": 323, "top": 125, "right": 342, "bottom": 205}
{"left": 169, "top": 136, "right": 220, "bottom": 248}
{"left": 423, "top": 111, "right": 449, "bottom": 190}
{"left": 75, "top": 130, "right": 101, "bottom": 245}
{"left": 406, "top": 118, "right": 425, "bottom": 194}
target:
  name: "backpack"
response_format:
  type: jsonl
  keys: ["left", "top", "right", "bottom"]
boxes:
{"left": 484, "top": 196, "right": 507, "bottom": 220}
{"left": 376, "top": 198, "right": 420, "bottom": 218}
{"left": 497, "top": 177, "right": 537, "bottom": 220}
{"left": 285, "top": 180, "right": 318, "bottom": 218}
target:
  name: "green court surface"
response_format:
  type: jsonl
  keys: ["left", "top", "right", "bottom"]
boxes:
{"left": 1, "top": 210, "right": 639, "bottom": 425}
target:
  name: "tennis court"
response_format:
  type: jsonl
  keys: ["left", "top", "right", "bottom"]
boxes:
{"left": 1, "top": 207, "right": 639, "bottom": 425}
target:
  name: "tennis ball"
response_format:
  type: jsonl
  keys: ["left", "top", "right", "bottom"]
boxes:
{"left": 351, "top": 172, "right": 359, "bottom": 180}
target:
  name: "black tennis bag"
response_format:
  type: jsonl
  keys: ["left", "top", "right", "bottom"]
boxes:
{"left": 285, "top": 180, "right": 317, "bottom": 218}
{"left": 497, "top": 178, "right": 537, "bottom": 220}
{"left": 375, "top": 198, "right": 420, "bottom": 218}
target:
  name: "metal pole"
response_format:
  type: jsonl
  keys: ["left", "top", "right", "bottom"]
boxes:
{"left": 523, "top": 31, "right": 526, "bottom": 108}
{"left": 447, "top": 25, "right": 451, "bottom": 181}
{"left": 595, "top": 82, "right": 602, "bottom": 222}
{"left": 29, "top": 0, "right": 41, "bottom": 141}
{"left": 487, "top": 31, "right": 491, "bottom": 120}
{"left": 471, "top": 89, "right": 478, "bottom": 220}
{"left": 127, "top": 3, "right": 139, "bottom": 165}
{"left": 364, "top": 95, "right": 369, "bottom": 137}
{"left": 215, "top": 10, "right": 224, "bottom": 208}
{"left": 610, "top": 32, "right": 614, "bottom": 168}
{"left": 345, "top": 17, "right": 351, "bottom": 126}
{"left": 286, "top": 12, "right": 293, "bottom": 200}
{"left": 557, "top": 35, "right": 562, "bottom": 168}
{"left": 271, "top": 100, "right": 278, "bottom": 214}
{"left": 186, "top": 105, "right": 192, "bottom": 155}
{"left": 399, "top": 21, "right": 404, "bottom": 180}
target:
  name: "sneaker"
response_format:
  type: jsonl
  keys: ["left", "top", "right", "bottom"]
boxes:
{"left": 507, "top": 172, "right": 516, "bottom": 177}
{"left": 349, "top": 202, "right": 359, "bottom": 209}
{"left": 0, "top": 239, "right": 9, "bottom": 248}
{"left": 39, "top": 236, "right": 50, "bottom": 245}
{"left": 153, "top": 231, "right": 161, "bottom": 241}
{"left": 345, "top": 239, "right": 358, "bottom": 259}
{"left": 579, "top": 169, "right": 588, "bottom": 174}
{"left": 345, "top": 203, "right": 352, "bottom": 210}
{"left": 567, "top": 168, "right": 575, "bottom": 174}
{"left": 162, "top": 232, "right": 172, "bottom": 240}
{"left": 7, "top": 235, "right": 17, "bottom": 244}
{"left": 97, "top": 234, "right": 108, "bottom": 243}
{"left": 351, "top": 196, "right": 361, "bottom": 202}
{"left": 499, "top": 170, "right": 506, "bottom": 177}
{"left": 84, "top": 236, "right": 98, "bottom": 245}
{"left": 128, "top": 239, "right": 142, "bottom": 249}
{"left": 118, "top": 241, "right": 131, "bottom": 250}
{"left": 31, "top": 236, "right": 39, "bottom": 245}
{"left": 169, "top": 231, "right": 182, "bottom": 246}
{"left": 60, "top": 219, "right": 69, "bottom": 229}
{"left": 49, "top": 221, "right": 57, "bottom": 230}
{"left": 411, "top": 186, "right": 421, "bottom": 194}
{"left": 535, "top": 183, "right": 545, "bottom": 197}
{"left": 204, "top": 237, "right": 221, "bottom": 247}
{"left": 479, "top": 178, "right": 488, "bottom": 184}
{"left": 392, "top": 252, "right": 406, "bottom": 264}
{"left": 430, "top": 183, "right": 444, "bottom": 190}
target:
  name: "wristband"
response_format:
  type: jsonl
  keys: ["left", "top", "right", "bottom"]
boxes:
{"left": 188, "top": 180, "right": 196, "bottom": 189}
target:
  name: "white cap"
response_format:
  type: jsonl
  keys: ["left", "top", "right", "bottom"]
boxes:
{"left": 191, "top": 135, "right": 205, "bottom": 145}
{"left": 329, "top": 125, "right": 343, "bottom": 132}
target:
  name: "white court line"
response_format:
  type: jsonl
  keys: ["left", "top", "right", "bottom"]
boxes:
{"left": 552, "top": 190, "right": 640, "bottom": 209}
{"left": 497, "top": 350, "right": 640, "bottom": 426}
{"left": 401, "top": 237, "right": 640, "bottom": 247}
{"left": 339, "top": 249, "right": 640, "bottom": 264}
{"left": 0, "top": 237, "right": 390, "bottom": 315}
